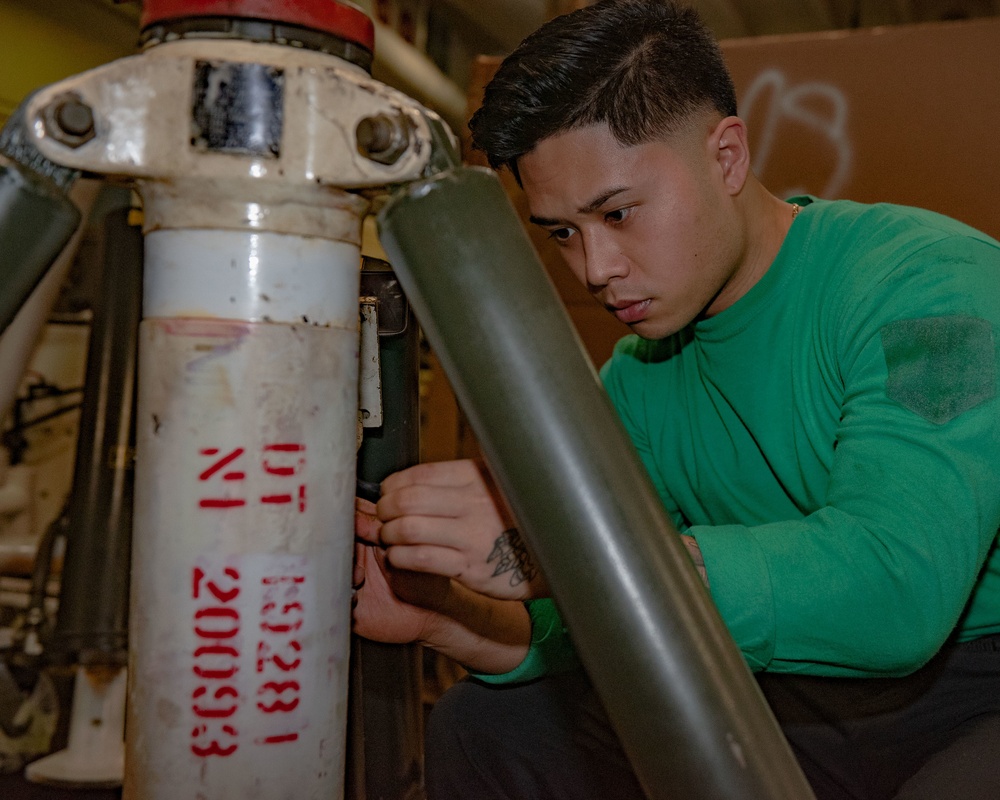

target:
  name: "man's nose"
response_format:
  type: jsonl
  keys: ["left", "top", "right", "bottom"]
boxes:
{"left": 583, "top": 234, "right": 629, "bottom": 289}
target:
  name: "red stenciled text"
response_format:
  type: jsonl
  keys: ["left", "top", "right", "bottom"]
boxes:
{"left": 191, "top": 566, "right": 242, "bottom": 758}
{"left": 254, "top": 574, "right": 305, "bottom": 745}
{"left": 198, "top": 444, "right": 307, "bottom": 512}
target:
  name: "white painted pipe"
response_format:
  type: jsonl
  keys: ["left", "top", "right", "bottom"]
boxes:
{"left": 0, "top": 463, "right": 31, "bottom": 516}
{"left": 141, "top": 230, "right": 360, "bottom": 325}
{"left": 125, "top": 194, "right": 363, "bottom": 799}
{"left": 19, "top": 28, "right": 439, "bottom": 799}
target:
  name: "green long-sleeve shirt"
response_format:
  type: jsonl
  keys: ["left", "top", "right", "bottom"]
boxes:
{"left": 481, "top": 197, "right": 1000, "bottom": 684}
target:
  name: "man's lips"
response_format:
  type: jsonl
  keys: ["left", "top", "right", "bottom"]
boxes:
{"left": 608, "top": 298, "right": 652, "bottom": 324}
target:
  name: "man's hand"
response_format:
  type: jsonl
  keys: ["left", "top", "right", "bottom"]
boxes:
{"left": 352, "top": 546, "right": 448, "bottom": 645}
{"left": 353, "top": 496, "right": 532, "bottom": 673}
{"left": 361, "top": 460, "right": 548, "bottom": 601}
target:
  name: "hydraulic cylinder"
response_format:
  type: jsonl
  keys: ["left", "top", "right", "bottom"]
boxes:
{"left": 21, "top": 3, "right": 450, "bottom": 796}
{"left": 0, "top": 97, "right": 81, "bottom": 337}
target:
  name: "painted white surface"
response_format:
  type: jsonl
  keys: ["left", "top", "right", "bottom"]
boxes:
{"left": 127, "top": 319, "right": 357, "bottom": 799}
{"left": 143, "top": 229, "right": 362, "bottom": 328}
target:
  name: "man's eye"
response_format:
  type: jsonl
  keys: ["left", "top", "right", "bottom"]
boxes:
{"left": 548, "top": 228, "right": 574, "bottom": 242}
{"left": 605, "top": 208, "right": 630, "bottom": 224}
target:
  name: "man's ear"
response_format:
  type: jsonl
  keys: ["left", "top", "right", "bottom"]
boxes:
{"left": 711, "top": 116, "right": 751, "bottom": 195}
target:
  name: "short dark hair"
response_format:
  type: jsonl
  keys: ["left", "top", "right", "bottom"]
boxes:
{"left": 469, "top": 0, "right": 737, "bottom": 182}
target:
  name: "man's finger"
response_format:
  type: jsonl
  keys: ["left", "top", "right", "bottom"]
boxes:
{"left": 355, "top": 499, "right": 383, "bottom": 544}
{"left": 352, "top": 541, "right": 367, "bottom": 589}
{"left": 376, "top": 483, "right": 473, "bottom": 524}
{"left": 380, "top": 460, "right": 480, "bottom": 494}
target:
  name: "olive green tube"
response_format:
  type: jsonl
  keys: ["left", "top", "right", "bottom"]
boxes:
{"left": 377, "top": 166, "right": 814, "bottom": 800}
{"left": 0, "top": 164, "right": 81, "bottom": 335}
{"left": 0, "top": 94, "right": 81, "bottom": 336}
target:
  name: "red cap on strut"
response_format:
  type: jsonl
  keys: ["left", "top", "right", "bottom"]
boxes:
{"left": 141, "top": 0, "right": 375, "bottom": 52}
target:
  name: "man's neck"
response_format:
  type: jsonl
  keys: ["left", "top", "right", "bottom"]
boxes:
{"left": 737, "top": 182, "right": 799, "bottom": 298}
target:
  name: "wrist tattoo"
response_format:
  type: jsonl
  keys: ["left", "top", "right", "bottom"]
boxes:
{"left": 487, "top": 528, "right": 538, "bottom": 588}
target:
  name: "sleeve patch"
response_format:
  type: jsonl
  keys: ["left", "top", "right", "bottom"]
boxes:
{"left": 881, "top": 315, "right": 996, "bottom": 425}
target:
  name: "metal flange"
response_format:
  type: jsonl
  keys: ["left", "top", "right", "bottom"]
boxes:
{"left": 25, "top": 38, "right": 454, "bottom": 189}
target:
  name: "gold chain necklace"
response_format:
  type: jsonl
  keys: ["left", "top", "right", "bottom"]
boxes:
{"left": 791, "top": 202, "right": 801, "bottom": 219}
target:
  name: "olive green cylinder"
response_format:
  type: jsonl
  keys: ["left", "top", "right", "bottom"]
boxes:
{"left": 0, "top": 165, "right": 80, "bottom": 335}
{"left": 377, "top": 166, "right": 814, "bottom": 800}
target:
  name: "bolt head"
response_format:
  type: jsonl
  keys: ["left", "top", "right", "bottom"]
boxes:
{"left": 356, "top": 113, "right": 412, "bottom": 166}
{"left": 42, "top": 93, "right": 96, "bottom": 148}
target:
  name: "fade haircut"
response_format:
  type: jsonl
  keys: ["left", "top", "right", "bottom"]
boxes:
{"left": 469, "top": 0, "right": 737, "bottom": 183}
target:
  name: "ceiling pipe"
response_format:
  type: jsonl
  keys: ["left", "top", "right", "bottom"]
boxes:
{"left": 436, "top": 0, "right": 546, "bottom": 51}
{"left": 370, "top": 20, "right": 469, "bottom": 135}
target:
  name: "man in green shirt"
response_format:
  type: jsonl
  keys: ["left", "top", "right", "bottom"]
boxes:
{"left": 353, "top": 1, "right": 1000, "bottom": 797}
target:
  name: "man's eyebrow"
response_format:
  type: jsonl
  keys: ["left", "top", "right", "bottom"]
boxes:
{"left": 528, "top": 213, "right": 561, "bottom": 227}
{"left": 528, "top": 186, "right": 630, "bottom": 228}
{"left": 579, "top": 186, "right": 629, "bottom": 215}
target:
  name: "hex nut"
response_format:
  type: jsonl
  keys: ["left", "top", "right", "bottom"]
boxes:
{"left": 41, "top": 93, "right": 96, "bottom": 148}
{"left": 356, "top": 113, "right": 412, "bottom": 165}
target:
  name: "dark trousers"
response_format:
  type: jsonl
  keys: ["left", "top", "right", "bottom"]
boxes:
{"left": 425, "top": 636, "right": 1000, "bottom": 800}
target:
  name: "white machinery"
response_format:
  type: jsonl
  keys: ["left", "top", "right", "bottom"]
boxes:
{"left": 18, "top": 2, "right": 453, "bottom": 796}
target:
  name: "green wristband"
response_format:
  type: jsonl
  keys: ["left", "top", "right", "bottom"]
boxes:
{"left": 470, "top": 599, "right": 580, "bottom": 685}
